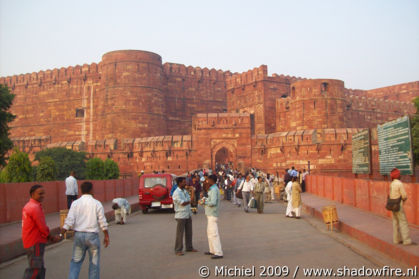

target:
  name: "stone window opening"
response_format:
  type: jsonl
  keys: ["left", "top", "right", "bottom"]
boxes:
{"left": 321, "top": 82, "right": 329, "bottom": 93}
{"left": 291, "top": 87, "right": 295, "bottom": 97}
{"left": 75, "top": 108, "right": 85, "bottom": 118}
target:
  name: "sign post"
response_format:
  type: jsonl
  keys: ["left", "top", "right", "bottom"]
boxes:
{"left": 352, "top": 129, "right": 371, "bottom": 174}
{"left": 378, "top": 116, "right": 414, "bottom": 175}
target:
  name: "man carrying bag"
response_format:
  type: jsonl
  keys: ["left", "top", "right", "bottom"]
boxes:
{"left": 387, "top": 168, "right": 413, "bottom": 245}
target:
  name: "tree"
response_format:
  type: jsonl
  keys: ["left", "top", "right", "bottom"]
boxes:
{"left": 411, "top": 97, "right": 419, "bottom": 164}
{"left": 36, "top": 156, "right": 57, "bottom": 181}
{"left": 104, "top": 159, "right": 120, "bottom": 179}
{"left": 35, "top": 148, "right": 87, "bottom": 180}
{"left": 0, "top": 84, "right": 16, "bottom": 167}
{"left": 6, "top": 149, "right": 32, "bottom": 182}
{"left": 0, "top": 166, "right": 8, "bottom": 183}
{"left": 86, "top": 157, "right": 105, "bottom": 180}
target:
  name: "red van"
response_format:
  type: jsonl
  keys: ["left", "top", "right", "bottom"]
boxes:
{"left": 139, "top": 173, "right": 175, "bottom": 213}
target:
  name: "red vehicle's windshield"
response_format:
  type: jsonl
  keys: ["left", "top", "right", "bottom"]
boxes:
{"left": 144, "top": 177, "right": 167, "bottom": 188}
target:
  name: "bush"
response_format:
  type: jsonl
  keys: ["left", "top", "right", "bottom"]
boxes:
{"left": 0, "top": 167, "right": 8, "bottom": 183}
{"left": 36, "top": 156, "right": 57, "bottom": 181}
{"left": 6, "top": 149, "right": 32, "bottom": 182}
{"left": 35, "top": 148, "right": 87, "bottom": 180}
{"left": 86, "top": 158, "right": 105, "bottom": 180}
{"left": 104, "top": 159, "right": 120, "bottom": 179}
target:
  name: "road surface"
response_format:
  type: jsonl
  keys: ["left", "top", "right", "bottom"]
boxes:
{"left": 0, "top": 200, "right": 402, "bottom": 279}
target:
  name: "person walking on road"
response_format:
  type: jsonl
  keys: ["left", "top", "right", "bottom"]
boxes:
{"left": 22, "top": 184, "right": 60, "bottom": 279}
{"left": 200, "top": 174, "right": 223, "bottom": 259}
{"left": 112, "top": 197, "right": 131, "bottom": 225}
{"left": 254, "top": 176, "right": 266, "bottom": 214}
{"left": 61, "top": 182, "right": 110, "bottom": 279}
{"left": 291, "top": 176, "right": 302, "bottom": 219}
{"left": 285, "top": 179, "right": 293, "bottom": 218}
{"left": 232, "top": 174, "right": 243, "bottom": 206}
{"left": 65, "top": 171, "right": 78, "bottom": 209}
{"left": 389, "top": 168, "right": 413, "bottom": 245}
{"left": 172, "top": 177, "right": 198, "bottom": 256}
{"left": 237, "top": 174, "right": 254, "bottom": 213}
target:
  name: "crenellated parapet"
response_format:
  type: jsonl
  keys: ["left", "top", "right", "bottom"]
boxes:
{"left": 11, "top": 136, "right": 52, "bottom": 155}
{"left": 225, "top": 65, "right": 268, "bottom": 90}
{"left": 253, "top": 128, "right": 358, "bottom": 148}
{"left": 163, "top": 63, "right": 230, "bottom": 82}
{"left": 0, "top": 63, "right": 100, "bottom": 89}
{"left": 347, "top": 95, "right": 415, "bottom": 115}
{"left": 225, "top": 65, "right": 304, "bottom": 90}
{"left": 193, "top": 113, "right": 251, "bottom": 130}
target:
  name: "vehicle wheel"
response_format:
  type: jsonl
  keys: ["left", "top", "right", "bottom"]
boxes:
{"left": 142, "top": 208, "right": 148, "bottom": 214}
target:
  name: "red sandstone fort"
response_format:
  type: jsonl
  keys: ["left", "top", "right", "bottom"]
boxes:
{"left": 1, "top": 50, "right": 418, "bottom": 177}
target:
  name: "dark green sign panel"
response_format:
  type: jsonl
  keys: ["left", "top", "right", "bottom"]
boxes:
{"left": 378, "top": 116, "right": 414, "bottom": 175}
{"left": 352, "top": 129, "right": 371, "bottom": 174}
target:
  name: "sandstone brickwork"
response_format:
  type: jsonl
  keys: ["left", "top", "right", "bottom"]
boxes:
{"left": 1, "top": 49, "right": 417, "bottom": 176}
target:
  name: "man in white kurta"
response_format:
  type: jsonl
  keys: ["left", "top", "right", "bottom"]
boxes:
{"left": 285, "top": 181, "right": 293, "bottom": 217}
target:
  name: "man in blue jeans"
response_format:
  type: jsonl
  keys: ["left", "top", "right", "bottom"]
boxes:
{"left": 61, "top": 181, "right": 110, "bottom": 279}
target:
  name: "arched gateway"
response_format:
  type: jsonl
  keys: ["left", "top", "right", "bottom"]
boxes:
{"left": 212, "top": 142, "right": 237, "bottom": 169}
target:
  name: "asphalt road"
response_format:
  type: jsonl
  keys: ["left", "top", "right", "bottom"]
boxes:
{"left": 0, "top": 200, "right": 384, "bottom": 279}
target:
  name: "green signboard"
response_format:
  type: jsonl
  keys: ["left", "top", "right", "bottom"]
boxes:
{"left": 352, "top": 129, "right": 371, "bottom": 174}
{"left": 378, "top": 116, "right": 414, "bottom": 175}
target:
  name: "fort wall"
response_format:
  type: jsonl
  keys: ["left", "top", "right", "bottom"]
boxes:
{"left": 276, "top": 79, "right": 415, "bottom": 132}
{"left": 0, "top": 63, "right": 101, "bottom": 143}
{"left": 347, "top": 81, "right": 419, "bottom": 103}
{"left": 163, "top": 63, "right": 230, "bottom": 135}
{"left": 1, "top": 49, "right": 417, "bottom": 177}
{"left": 226, "top": 65, "right": 303, "bottom": 134}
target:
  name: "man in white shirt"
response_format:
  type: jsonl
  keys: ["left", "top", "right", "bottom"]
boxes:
{"left": 65, "top": 171, "right": 78, "bottom": 209}
{"left": 61, "top": 182, "right": 110, "bottom": 279}
{"left": 237, "top": 174, "right": 254, "bottom": 213}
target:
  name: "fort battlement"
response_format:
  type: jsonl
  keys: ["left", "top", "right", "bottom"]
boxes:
{"left": 163, "top": 63, "right": 230, "bottom": 82}
{"left": 225, "top": 65, "right": 303, "bottom": 90}
{"left": 346, "top": 81, "right": 419, "bottom": 103}
{"left": 0, "top": 63, "right": 100, "bottom": 88}
{"left": 226, "top": 65, "right": 268, "bottom": 89}
{"left": 254, "top": 128, "right": 357, "bottom": 147}
{"left": 193, "top": 113, "right": 251, "bottom": 130}
{"left": 347, "top": 94, "right": 414, "bottom": 114}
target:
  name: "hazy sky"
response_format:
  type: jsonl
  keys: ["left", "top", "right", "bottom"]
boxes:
{"left": 1, "top": 0, "right": 418, "bottom": 89}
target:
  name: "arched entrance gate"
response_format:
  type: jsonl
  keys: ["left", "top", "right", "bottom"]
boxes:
{"left": 211, "top": 142, "right": 237, "bottom": 170}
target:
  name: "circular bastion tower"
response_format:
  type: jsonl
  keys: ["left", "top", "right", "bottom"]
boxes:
{"left": 97, "top": 50, "right": 167, "bottom": 139}
{"left": 288, "top": 79, "right": 347, "bottom": 130}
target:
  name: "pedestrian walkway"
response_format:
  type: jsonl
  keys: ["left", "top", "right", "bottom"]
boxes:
{"left": 0, "top": 195, "right": 139, "bottom": 263}
{"left": 302, "top": 193, "right": 419, "bottom": 266}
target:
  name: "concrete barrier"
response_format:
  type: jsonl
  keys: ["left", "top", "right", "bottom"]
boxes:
{"left": 306, "top": 175, "right": 419, "bottom": 225}
{"left": 0, "top": 177, "right": 138, "bottom": 224}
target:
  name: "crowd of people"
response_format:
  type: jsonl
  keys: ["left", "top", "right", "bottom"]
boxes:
{"left": 20, "top": 164, "right": 413, "bottom": 279}
{"left": 177, "top": 164, "right": 309, "bottom": 217}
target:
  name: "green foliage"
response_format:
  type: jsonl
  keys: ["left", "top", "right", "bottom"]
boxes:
{"left": 6, "top": 149, "right": 32, "bottom": 182}
{"left": 86, "top": 157, "right": 105, "bottom": 180}
{"left": 104, "top": 159, "right": 120, "bottom": 179}
{"left": 0, "top": 166, "right": 9, "bottom": 183}
{"left": 36, "top": 156, "right": 57, "bottom": 181}
{"left": 411, "top": 97, "right": 419, "bottom": 164}
{"left": 0, "top": 84, "right": 16, "bottom": 167}
{"left": 35, "top": 148, "right": 87, "bottom": 180}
